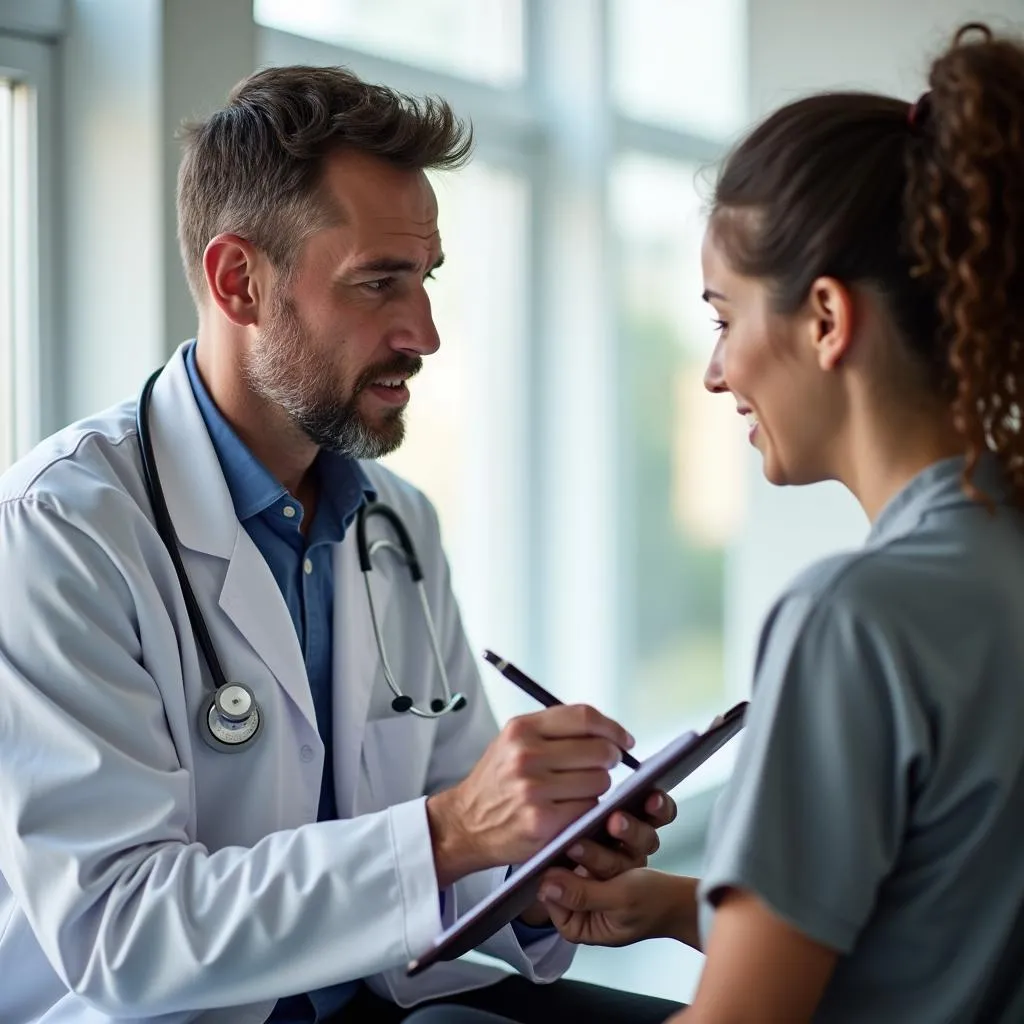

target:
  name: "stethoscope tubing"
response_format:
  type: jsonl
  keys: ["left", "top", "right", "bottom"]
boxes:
{"left": 135, "top": 368, "right": 467, "bottom": 751}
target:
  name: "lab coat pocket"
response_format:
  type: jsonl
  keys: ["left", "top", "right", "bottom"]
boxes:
{"left": 361, "top": 716, "right": 432, "bottom": 809}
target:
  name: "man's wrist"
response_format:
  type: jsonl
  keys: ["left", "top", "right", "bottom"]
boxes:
{"left": 426, "top": 788, "right": 482, "bottom": 888}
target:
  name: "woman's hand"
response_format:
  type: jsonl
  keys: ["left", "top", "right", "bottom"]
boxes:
{"left": 538, "top": 866, "right": 699, "bottom": 948}
{"left": 516, "top": 789, "right": 677, "bottom": 928}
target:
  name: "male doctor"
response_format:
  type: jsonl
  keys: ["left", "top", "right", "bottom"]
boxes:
{"left": 0, "top": 66, "right": 681, "bottom": 1024}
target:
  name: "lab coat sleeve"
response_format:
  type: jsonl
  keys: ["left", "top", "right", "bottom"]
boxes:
{"left": 413, "top": 496, "right": 574, "bottom": 983}
{"left": 0, "top": 496, "right": 445, "bottom": 1015}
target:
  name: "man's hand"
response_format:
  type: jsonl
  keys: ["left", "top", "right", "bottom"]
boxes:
{"left": 426, "top": 705, "right": 635, "bottom": 888}
{"left": 537, "top": 867, "right": 700, "bottom": 949}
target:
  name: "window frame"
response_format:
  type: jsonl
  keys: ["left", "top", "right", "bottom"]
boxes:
{"left": 0, "top": 29, "right": 59, "bottom": 463}
{"left": 257, "top": 0, "right": 743, "bottom": 755}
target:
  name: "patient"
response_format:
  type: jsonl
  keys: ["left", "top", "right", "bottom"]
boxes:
{"left": 400, "top": 20, "right": 1024, "bottom": 1024}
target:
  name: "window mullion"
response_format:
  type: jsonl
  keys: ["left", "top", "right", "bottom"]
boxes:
{"left": 0, "top": 81, "right": 13, "bottom": 469}
{"left": 529, "top": 0, "right": 620, "bottom": 711}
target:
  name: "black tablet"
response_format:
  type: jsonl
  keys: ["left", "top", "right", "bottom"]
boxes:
{"left": 406, "top": 701, "right": 748, "bottom": 976}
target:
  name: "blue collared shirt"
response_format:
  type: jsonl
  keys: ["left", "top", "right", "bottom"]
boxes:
{"left": 186, "top": 344, "right": 552, "bottom": 1015}
{"left": 185, "top": 343, "right": 372, "bottom": 1022}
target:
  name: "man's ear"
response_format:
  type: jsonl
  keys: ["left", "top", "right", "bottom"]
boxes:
{"left": 805, "top": 276, "right": 855, "bottom": 371}
{"left": 202, "top": 234, "right": 264, "bottom": 327}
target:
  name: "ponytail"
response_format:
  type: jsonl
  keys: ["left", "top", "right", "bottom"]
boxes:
{"left": 905, "top": 23, "right": 1024, "bottom": 506}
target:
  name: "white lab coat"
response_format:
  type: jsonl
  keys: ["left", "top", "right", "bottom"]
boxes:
{"left": 0, "top": 346, "right": 573, "bottom": 1023}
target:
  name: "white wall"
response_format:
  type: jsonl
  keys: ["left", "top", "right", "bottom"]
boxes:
{"left": 61, "top": 0, "right": 254, "bottom": 423}
{"left": 726, "top": 0, "right": 1024, "bottom": 695}
{"left": 62, "top": 0, "right": 164, "bottom": 422}
{"left": 49, "top": 0, "right": 1024, "bottom": 696}
{"left": 161, "top": 0, "right": 255, "bottom": 350}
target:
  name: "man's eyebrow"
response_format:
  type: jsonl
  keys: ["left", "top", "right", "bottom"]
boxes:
{"left": 702, "top": 288, "right": 728, "bottom": 303}
{"left": 351, "top": 253, "right": 446, "bottom": 275}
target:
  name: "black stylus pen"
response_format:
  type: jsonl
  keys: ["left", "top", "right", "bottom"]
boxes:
{"left": 482, "top": 649, "right": 642, "bottom": 770}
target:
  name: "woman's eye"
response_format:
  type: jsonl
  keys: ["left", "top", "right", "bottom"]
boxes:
{"left": 711, "top": 318, "right": 729, "bottom": 336}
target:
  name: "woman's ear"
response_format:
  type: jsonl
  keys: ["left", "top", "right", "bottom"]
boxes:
{"left": 806, "top": 276, "right": 855, "bottom": 371}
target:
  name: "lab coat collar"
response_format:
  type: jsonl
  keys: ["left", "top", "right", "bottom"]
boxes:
{"left": 332, "top": 534, "right": 390, "bottom": 816}
{"left": 147, "top": 345, "right": 316, "bottom": 727}
{"left": 148, "top": 343, "right": 238, "bottom": 559}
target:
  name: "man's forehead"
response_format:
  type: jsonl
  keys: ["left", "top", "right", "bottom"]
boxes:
{"left": 372, "top": 215, "right": 441, "bottom": 240}
{"left": 337, "top": 217, "right": 442, "bottom": 263}
{"left": 321, "top": 151, "right": 439, "bottom": 222}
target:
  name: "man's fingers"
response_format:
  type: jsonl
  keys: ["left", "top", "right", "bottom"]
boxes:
{"left": 539, "top": 767, "right": 614, "bottom": 802}
{"left": 523, "top": 704, "right": 635, "bottom": 754}
{"left": 531, "top": 736, "right": 625, "bottom": 772}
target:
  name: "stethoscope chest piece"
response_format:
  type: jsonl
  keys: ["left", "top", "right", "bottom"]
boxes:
{"left": 137, "top": 365, "right": 468, "bottom": 747}
{"left": 200, "top": 682, "right": 263, "bottom": 752}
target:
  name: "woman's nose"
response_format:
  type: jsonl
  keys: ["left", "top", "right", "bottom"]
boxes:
{"left": 703, "top": 337, "right": 728, "bottom": 393}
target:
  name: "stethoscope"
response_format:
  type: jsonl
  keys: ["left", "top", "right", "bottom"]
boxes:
{"left": 136, "top": 368, "right": 467, "bottom": 753}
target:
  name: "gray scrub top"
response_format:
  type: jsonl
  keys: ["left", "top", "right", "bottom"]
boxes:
{"left": 699, "top": 455, "right": 1024, "bottom": 1023}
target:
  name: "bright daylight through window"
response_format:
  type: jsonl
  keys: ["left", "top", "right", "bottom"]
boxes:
{"left": 254, "top": 0, "right": 748, "bottom": 744}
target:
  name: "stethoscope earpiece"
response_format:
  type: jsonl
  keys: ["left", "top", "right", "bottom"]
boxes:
{"left": 136, "top": 369, "right": 469, "bottom": 755}
{"left": 430, "top": 694, "right": 467, "bottom": 714}
{"left": 358, "top": 502, "right": 469, "bottom": 720}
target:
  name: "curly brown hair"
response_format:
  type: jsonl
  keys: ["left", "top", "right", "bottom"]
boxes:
{"left": 906, "top": 24, "right": 1024, "bottom": 504}
{"left": 709, "top": 23, "right": 1024, "bottom": 507}
{"left": 176, "top": 65, "right": 473, "bottom": 306}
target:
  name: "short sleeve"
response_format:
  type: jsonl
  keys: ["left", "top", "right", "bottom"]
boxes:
{"left": 698, "top": 590, "right": 908, "bottom": 954}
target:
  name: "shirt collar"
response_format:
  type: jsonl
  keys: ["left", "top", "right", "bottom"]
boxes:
{"left": 868, "top": 453, "right": 1008, "bottom": 546}
{"left": 183, "top": 340, "right": 375, "bottom": 525}
{"left": 313, "top": 448, "right": 377, "bottom": 541}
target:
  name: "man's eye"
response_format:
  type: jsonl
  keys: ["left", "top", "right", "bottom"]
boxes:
{"left": 364, "top": 277, "right": 395, "bottom": 293}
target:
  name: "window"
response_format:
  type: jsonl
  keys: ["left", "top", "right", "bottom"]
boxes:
{"left": 0, "top": 77, "right": 15, "bottom": 469}
{"left": 0, "top": 72, "right": 38, "bottom": 471}
{"left": 612, "top": 154, "right": 746, "bottom": 739}
{"left": 254, "top": 0, "right": 748, "bottom": 745}
{"left": 380, "top": 162, "right": 533, "bottom": 725}
{"left": 611, "top": 0, "right": 747, "bottom": 140}
{"left": 0, "top": 33, "right": 55, "bottom": 473}
{"left": 255, "top": 0, "right": 524, "bottom": 86}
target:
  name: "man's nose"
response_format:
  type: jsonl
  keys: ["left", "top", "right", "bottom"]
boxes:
{"left": 393, "top": 288, "right": 441, "bottom": 357}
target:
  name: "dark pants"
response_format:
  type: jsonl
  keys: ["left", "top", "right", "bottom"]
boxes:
{"left": 404, "top": 1010, "right": 512, "bottom": 1024}
{"left": 332, "top": 975, "right": 683, "bottom": 1024}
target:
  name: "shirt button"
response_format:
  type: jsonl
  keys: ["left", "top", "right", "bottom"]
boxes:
{"left": 303, "top": 558, "right": 313, "bottom": 575}
{"left": 300, "top": 744, "right": 314, "bottom": 762}
{"left": 282, "top": 505, "right": 297, "bottom": 519}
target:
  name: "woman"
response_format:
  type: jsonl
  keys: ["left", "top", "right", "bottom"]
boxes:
{"left": 409, "top": 20, "right": 1024, "bottom": 1024}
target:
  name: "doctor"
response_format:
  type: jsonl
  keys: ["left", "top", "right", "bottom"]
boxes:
{"left": 0, "top": 64, "right": 680, "bottom": 1024}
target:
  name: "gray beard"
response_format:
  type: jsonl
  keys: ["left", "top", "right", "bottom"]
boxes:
{"left": 242, "top": 297, "right": 411, "bottom": 459}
